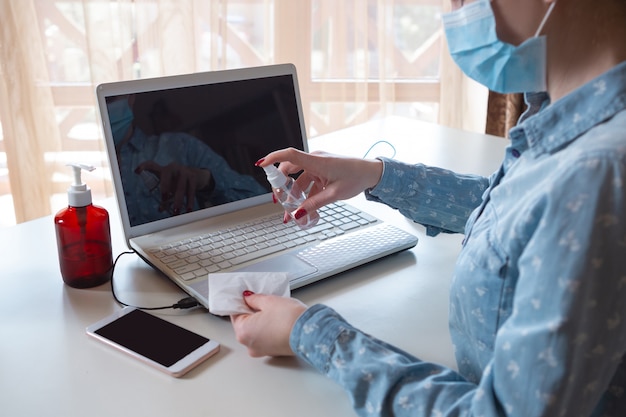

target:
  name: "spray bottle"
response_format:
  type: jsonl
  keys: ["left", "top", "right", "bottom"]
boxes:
{"left": 261, "top": 164, "right": 319, "bottom": 229}
{"left": 54, "top": 163, "right": 113, "bottom": 288}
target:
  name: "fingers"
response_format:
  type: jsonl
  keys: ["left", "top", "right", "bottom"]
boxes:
{"left": 258, "top": 147, "right": 311, "bottom": 175}
{"left": 183, "top": 171, "right": 197, "bottom": 213}
{"left": 134, "top": 160, "right": 160, "bottom": 174}
{"left": 158, "top": 164, "right": 175, "bottom": 211}
{"left": 256, "top": 148, "right": 383, "bottom": 227}
{"left": 171, "top": 169, "right": 187, "bottom": 214}
{"left": 134, "top": 161, "right": 218, "bottom": 217}
{"left": 138, "top": 162, "right": 202, "bottom": 215}
{"left": 258, "top": 149, "right": 333, "bottom": 214}
{"left": 241, "top": 290, "right": 262, "bottom": 310}
{"left": 133, "top": 161, "right": 176, "bottom": 213}
{"left": 230, "top": 293, "right": 308, "bottom": 357}
{"left": 230, "top": 313, "right": 261, "bottom": 357}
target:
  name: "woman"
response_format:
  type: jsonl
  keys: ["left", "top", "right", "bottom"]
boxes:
{"left": 232, "top": 0, "right": 626, "bottom": 415}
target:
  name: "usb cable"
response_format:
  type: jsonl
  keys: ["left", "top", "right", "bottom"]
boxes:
{"left": 110, "top": 251, "right": 200, "bottom": 310}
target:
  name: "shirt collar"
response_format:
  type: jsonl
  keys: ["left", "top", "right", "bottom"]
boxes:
{"left": 510, "top": 61, "right": 626, "bottom": 157}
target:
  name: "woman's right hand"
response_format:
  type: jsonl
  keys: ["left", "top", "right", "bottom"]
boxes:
{"left": 256, "top": 148, "right": 384, "bottom": 220}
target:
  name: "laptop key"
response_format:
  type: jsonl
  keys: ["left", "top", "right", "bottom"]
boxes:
{"left": 339, "top": 221, "right": 360, "bottom": 231}
{"left": 218, "top": 260, "right": 233, "bottom": 269}
{"left": 181, "top": 272, "right": 196, "bottom": 281}
{"left": 166, "top": 259, "right": 188, "bottom": 269}
{"left": 174, "top": 263, "right": 201, "bottom": 275}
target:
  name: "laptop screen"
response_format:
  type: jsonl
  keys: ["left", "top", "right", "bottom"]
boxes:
{"left": 100, "top": 70, "right": 305, "bottom": 229}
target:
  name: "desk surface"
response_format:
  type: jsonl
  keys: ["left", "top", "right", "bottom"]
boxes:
{"left": 0, "top": 116, "right": 507, "bottom": 417}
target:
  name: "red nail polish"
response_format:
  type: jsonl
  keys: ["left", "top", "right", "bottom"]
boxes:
{"left": 243, "top": 290, "right": 254, "bottom": 297}
{"left": 254, "top": 158, "right": 265, "bottom": 166}
{"left": 294, "top": 208, "right": 308, "bottom": 220}
{"left": 272, "top": 193, "right": 277, "bottom": 204}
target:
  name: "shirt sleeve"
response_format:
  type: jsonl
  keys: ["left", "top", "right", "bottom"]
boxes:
{"left": 290, "top": 304, "right": 478, "bottom": 416}
{"left": 364, "top": 157, "right": 490, "bottom": 236}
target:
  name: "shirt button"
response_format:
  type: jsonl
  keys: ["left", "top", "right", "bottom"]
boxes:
{"left": 511, "top": 149, "right": 521, "bottom": 158}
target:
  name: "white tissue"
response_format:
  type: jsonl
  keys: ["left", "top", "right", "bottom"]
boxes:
{"left": 207, "top": 271, "right": 290, "bottom": 316}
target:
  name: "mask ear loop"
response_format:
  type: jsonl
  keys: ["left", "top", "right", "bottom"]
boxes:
{"left": 534, "top": 1, "right": 557, "bottom": 37}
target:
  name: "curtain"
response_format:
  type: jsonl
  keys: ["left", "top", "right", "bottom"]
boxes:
{"left": 0, "top": 0, "right": 480, "bottom": 225}
{"left": 0, "top": 1, "right": 61, "bottom": 222}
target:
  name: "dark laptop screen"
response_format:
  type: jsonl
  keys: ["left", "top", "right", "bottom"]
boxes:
{"left": 105, "top": 75, "right": 304, "bottom": 227}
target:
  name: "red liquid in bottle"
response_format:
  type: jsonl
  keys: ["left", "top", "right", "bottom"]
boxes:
{"left": 55, "top": 204, "right": 113, "bottom": 288}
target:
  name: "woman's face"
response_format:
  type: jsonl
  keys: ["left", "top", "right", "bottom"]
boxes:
{"left": 450, "top": 0, "right": 466, "bottom": 10}
{"left": 450, "top": 0, "right": 551, "bottom": 45}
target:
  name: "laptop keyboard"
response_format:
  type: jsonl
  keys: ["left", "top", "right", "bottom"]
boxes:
{"left": 148, "top": 202, "right": 379, "bottom": 281}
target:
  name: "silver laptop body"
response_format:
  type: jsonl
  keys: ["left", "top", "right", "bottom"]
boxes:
{"left": 97, "top": 63, "right": 418, "bottom": 309}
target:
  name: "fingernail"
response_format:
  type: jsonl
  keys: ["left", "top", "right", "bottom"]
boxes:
{"left": 294, "top": 208, "right": 308, "bottom": 220}
{"left": 243, "top": 290, "right": 254, "bottom": 297}
{"left": 254, "top": 158, "right": 265, "bottom": 166}
{"left": 272, "top": 194, "right": 277, "bottom": 204}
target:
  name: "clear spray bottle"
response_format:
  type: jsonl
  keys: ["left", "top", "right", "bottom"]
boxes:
{"left": 54, "top": 163, "right": 113, "bottom": 288}
{"left": 262, "top": 164, "right": 319, "bottom": 229}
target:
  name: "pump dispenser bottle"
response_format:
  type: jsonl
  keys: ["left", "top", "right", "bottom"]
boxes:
{"left": 54, "top": 164, "right": 113, "bottom": 288}
{"left": 262, "top": 164, "right": 319, "bottom": 229}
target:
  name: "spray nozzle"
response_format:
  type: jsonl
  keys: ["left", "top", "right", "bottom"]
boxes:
{"left": 261, "top": 164, "right": 288, "bottom": 189}
{"left": 66, "top": 163, "right": 95, "bottom": 207}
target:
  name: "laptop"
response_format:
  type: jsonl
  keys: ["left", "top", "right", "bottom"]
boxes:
{"left": 97, "top": 63, "right": 418, "bottom": 310}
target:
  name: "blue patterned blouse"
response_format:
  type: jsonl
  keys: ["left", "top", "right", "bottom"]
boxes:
{"left": 290, "top": 61, "right": 626, "bottom": 417}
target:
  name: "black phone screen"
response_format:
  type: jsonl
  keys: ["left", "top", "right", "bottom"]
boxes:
{"left": 94, "top": 309, "right": 210, "bottom": 367}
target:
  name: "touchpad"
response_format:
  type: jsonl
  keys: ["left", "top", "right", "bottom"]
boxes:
{"left": 235, "top": 253, "right": 318, "bottom": 281}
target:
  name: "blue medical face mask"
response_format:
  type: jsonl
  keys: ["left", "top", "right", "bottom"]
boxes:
{"left": 442, "top": 0, "right": 556, "bottom": 93}
{"left": 107, "top": 98, "right": 134, "bottom": 145}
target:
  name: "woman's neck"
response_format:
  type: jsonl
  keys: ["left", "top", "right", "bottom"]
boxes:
{"left": 546, "top": 2, "right": 626, "bottom": 102}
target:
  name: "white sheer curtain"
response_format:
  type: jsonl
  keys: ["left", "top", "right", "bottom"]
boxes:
{"left": 0, "top": 0, "right": 484, "bottom": 225}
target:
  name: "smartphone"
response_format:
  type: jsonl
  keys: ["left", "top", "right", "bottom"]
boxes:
{"left": 86, "top": 307, "right": 220, "bottom": 377}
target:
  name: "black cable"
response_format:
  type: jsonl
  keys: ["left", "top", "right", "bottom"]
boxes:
{"left": 110, "top": 250, "right": 200, "bottom": 311}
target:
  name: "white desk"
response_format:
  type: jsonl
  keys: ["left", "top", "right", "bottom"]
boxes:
{"left": 0, "top": 116, "right": 506, "bottom": 417}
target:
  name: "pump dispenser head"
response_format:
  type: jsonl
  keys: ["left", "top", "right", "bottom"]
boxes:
{"left": 67, "top": 163, "right": 95, "bottom": 207}
{"left": 262, "top": 164, "right": 288, "bottom": 189}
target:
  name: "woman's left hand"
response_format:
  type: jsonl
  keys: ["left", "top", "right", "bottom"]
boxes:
{"left": 231, "top": 293, "right": 308, "bottom": 357}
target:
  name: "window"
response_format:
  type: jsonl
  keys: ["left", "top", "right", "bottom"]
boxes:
{"left": 0, "top": 0, "right": 479, "bottom": 226}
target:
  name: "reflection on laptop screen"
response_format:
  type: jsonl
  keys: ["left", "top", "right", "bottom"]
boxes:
{"left": 105, "top": 75, "right": 303, "bottom": 227}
